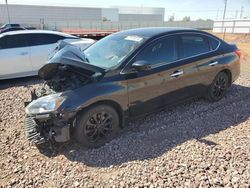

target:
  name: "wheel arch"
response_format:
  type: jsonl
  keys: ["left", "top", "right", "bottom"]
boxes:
{"left": 220, "top": 69, "right": 232, "bottom": 86}
{"left": 75, "top": 100, "right": 125, "bottom": 129}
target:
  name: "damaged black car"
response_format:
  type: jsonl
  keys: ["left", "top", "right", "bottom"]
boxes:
{"left": 24, "top": 28, "right": 240, "bottom": 148}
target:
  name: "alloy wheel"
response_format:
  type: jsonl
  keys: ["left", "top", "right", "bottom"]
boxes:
{"left": 211, "top": 75, "right": 228, "bottom": 100}
{"left": 84, "top": 111, "right": 113, "bottom": 143}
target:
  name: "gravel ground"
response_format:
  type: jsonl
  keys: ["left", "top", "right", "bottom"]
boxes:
{"left": 0, "top": 73, "right": 250, "bottom": 188}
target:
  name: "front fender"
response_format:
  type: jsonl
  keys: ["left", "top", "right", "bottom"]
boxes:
{"left": 57, "top": 80, "right": 128, "bottom": 118}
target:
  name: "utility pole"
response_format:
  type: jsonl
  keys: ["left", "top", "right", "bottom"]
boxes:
{"left": 216, "top": 9, "right": 220, "bottom": 20}
{"left": 222, "top": 0, "right": 227, "bottom": 21}
{"left": 222, "top": 0, "right": 228, "bottom": 39}
{"left": 235, "top": 10, "right": 239, "bottom": 19}
{"left": 240, "top": 6, "right": 244, "bottom": 19}
{"left": 5, "top": 0, "right": 11, "bottom": 23}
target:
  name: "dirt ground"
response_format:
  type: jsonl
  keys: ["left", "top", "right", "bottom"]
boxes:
{"left": 0, "top": 32, "right": 249, "bottom": 188}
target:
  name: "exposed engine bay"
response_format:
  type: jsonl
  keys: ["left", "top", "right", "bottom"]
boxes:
{"left": 31, "top": 41, "right": 104, "bottom": 99}
{"left": 32, "top": 64, "right": 101, "bottom": 99}
{"left": 25, "top": 41, "right": 105, "bottom": 146}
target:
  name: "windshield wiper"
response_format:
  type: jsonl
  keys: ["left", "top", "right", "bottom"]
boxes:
{"left": 85, "top": 57, "right": 90, "bottom": 63}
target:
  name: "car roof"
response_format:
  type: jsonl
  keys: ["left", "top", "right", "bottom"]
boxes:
{"left": 0, "top": 30, "right": 77, "bottom": 38}
{"left": 0, "top": 23, "right": 20, "bottom": 28}
{"left": 3, "top": 27, "right": 25, "bottom": 30}
{"left": 114, "top": 27, "right": 204, "bottom": 38}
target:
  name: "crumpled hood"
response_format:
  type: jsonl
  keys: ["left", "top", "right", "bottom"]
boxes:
{"left": 38, "top": 41, "right": 105, "bottom": 80}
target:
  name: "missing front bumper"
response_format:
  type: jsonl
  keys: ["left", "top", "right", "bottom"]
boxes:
{"left": 24, "top": 114, "right": 70, "bottom": 145}
{"left": 25, "top": 115, "right": 46, "bottom": 144}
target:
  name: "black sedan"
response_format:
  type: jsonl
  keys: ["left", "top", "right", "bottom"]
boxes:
{"left": 24, "top": 27, "right": 241, "bottom": 148}
{"left": 0, "top": 27, "right": 26, "bottom": 34}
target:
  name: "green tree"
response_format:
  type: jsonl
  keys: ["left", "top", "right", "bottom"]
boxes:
{"left": 182, "top": 16, "right": 191, "bottom": 22}
{"left": 196, "top": 18, "right": 205, "bottom": 21}
{"left": 206, "top": 19, "right": 214, "bottom": 22}
{"left": 102, "top": 17, "right": 110, "bottom": 22}
{"left": 168, "top": 15, "right": 175, "bottom": 22}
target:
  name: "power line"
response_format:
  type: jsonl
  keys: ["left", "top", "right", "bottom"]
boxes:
{"left": 222, "top": 0, "right": 228, "bottom": 39}
{"left": 240, "top": 6, "right": 244, "bottom": 18}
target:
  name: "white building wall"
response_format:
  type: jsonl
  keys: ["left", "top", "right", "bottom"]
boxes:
{"left": 101, "top": 8, "right": 119, "bottom": 22}
{"left": 119, "top": 14, "right": 163, "bottom": 22}
{"left": 0, "top": 4, "right": 102, "bottom": 24}
{"left": 0, "top": 4, "right": 213, "bottom": 30}
{"left": 113, "top": 6, "right": 165, "bottom": 22}
{"left": 114, "top": 6, "right": 165, "bottom": 15}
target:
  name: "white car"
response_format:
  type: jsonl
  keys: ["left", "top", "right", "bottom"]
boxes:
{"left": 0, "top": 30, "right": 95, "bottom": 80}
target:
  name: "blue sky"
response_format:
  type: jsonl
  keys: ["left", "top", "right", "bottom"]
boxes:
{"left": 1, "top": 0, "right": 250, "bottom": 20}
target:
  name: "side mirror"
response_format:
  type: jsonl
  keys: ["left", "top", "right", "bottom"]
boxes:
{"left": 132, "top": 60, "right": 152, "bottom": 72}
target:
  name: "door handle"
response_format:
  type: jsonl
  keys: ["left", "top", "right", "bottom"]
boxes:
{"left": 20, "top": 52, "right": 28, "bottom": 56}
{"left": 209, "top": 61, "right": 218, "bottom": 66}
{"left": 170, "top": 70, "right": 183, "bottom": 77}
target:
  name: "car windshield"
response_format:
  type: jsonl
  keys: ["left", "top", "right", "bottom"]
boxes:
{"left": 83, "top": 34, "right": 145, "bottom": 69}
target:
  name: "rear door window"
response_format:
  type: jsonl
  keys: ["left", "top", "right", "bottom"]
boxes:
{"left": 26, "top": 33, "right": 65, "bottom": 46}
{"left": 180, "top": 34, "right": 210, "bottom": 58}
{"left": 0, "top": 35, "right": 28, "bottom": 49}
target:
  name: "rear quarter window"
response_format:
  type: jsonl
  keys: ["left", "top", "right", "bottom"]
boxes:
{"left": 209, "top": 37, "right": 220, "bottom": 50}
{"left": 27, "top": 33, "right": 65, "bottom": 46}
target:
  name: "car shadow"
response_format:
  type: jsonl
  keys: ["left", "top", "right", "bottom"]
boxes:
{"left": 0, "top": 76, "right": 42, "bottom": 90}
{"left": 37, "top": 83, "right": 250, "bottom": 167}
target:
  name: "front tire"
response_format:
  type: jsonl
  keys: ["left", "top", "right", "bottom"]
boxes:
{"left": 74, "top": 104, "right": 120, "bottom": 148}
{"left": 206, "top": 72, "right": 229, "bottom": 102}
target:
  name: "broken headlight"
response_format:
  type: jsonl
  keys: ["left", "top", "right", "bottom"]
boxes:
{"left": 25, "top": 94, "right": 65, "bottom": 114}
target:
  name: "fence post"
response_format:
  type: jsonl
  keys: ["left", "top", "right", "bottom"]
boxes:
{"left": 232, "top": 20, "right": 235, "bottom": 33}
{"left": 223, "top": 27, "right": 226, "bottom": 40}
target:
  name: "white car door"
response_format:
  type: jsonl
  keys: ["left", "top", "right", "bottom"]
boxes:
{"left": 26, "top": 33, "right": 65, "bottom": 72}
{"left": 0, "top": 34, "right": 33, "bottom": 79}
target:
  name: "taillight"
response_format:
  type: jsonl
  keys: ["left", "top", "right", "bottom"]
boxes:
{"left": 235, "top": 49, "right": 241, "bottom": 58}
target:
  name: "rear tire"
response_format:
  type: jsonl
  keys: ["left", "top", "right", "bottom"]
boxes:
{"left": 74, "top": 104, "right": 120, "bottom": 148}
{"left": 206, "top": 72, "right": 229, "bottom": 102}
